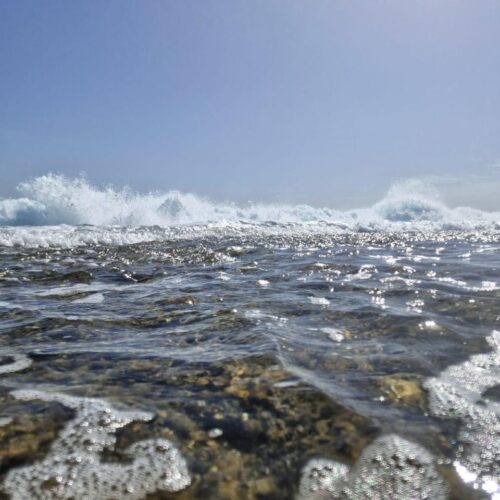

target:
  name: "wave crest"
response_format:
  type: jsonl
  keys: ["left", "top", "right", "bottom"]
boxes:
{"left": 0, "top": 175, "right": 499, "bottom": 233}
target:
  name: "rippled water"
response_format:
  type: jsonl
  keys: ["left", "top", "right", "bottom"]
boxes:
{"left": 0, "top": 226, "right": 499, "bottom": 499}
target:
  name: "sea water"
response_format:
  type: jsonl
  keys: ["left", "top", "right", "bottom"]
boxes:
{"left": 0, "top": 175, "right": 498, "bottom": 498}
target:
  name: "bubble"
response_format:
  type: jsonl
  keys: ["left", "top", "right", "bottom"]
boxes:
{"left": 298, "top": 435, "right": 447, "bottom": 500}
{"left": 299, "top": 458, "right": 349, "bottom": 498}
{"left": 3, "top": 389, "right": 191, "bottom": 499}
{"left": 424, "top": 330, "right": 500, "bottom": 498}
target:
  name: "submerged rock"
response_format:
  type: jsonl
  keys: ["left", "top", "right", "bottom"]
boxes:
{"left": 0, "top": 349, "right": 379, "bottom": 499}
{"left": 378, "top": 374, "right": 424, "bottom": 406}
{"left": 140, "top": 355, "right": 377, "bottom": 499}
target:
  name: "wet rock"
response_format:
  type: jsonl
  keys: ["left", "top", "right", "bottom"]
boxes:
{"left": 378, "top": 375, "right": 425, "bottom": 406}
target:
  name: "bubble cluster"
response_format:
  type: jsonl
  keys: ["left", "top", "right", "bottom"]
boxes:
{"left": 3, "top": 389, "right": 191, "bottom": 500}
{"left": 0, "top": 352, "right": 32, "bottom": 374}
{"left": 299, "top": 434, "right": 447, "bottom": 500}
{"left": 424, "top": 330, "right": 500, "bottom": 498}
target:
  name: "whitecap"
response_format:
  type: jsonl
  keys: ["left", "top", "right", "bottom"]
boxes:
{"left": 0, "top": 175, "right": 499, "bottom": 249}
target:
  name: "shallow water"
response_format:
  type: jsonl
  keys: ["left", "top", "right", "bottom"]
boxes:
{"left": 0, "top": 225, "right": 499, "bottom": 499}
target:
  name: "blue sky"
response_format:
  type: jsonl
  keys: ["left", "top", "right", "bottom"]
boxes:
{"left": 1, "top": 0, "right": 499, "bottom": 208}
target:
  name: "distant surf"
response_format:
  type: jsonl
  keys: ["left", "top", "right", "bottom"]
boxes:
{"left": 0, "top": 174, "right": 498, "bottom": 247}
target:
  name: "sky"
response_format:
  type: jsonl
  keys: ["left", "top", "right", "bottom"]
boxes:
{"left": 1, "top": 0, "right": 500, "bottom": 209}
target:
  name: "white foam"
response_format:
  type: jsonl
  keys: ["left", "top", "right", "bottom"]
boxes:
{"left": 244, "top": 309, "right": 287, "bottom": 323}
{"left": 0, "top": 225, "right": 171, "bottom": 248}
{"left": 0, "top": 175, "right": 498, "bottom": 248}
{"left": 309, "top": 297, "right": 330, "bottom": 306}
{"left": 424, "top": 330, "right": 500, "bottom": 498}
{"left": 464, "top": 281, "right": 499, "bottom": 292}
{"left": 37, "top": 283, "right": 125, "bottom": 298}
{"left": 72, "top": 293, "right": 105, "bottom": 304}
{"left": 418, "top": 320, "right": 440, "bottom": 331}
{"left": 481, "top": 281, "right": 498, "bottom": 291}
{"left": 0, "top": 353, "right": 32, "bottom": 375}
{"left": 436, "top": 276, "right": 468, "bottom": 288}
{"left": 36, "top": 284, "right": 95, "bottom": 297}
{"left": 320, "top": 327, "right": 344, "bottom": 342}
{"left": 0, "top": 301, "right": 22, "bottom": 309}
{"left": 3, "top": 389, "right": 191, "bottom": 499}
{"left": 298, "top": 434, "right": 447, "bottom": 500}
{"left": 345, "top": 264, "right": 377, "bottom": 281}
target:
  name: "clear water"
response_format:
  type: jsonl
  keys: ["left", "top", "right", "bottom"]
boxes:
{"left": 0, "top": 176, "right": 499, "bottom": 499}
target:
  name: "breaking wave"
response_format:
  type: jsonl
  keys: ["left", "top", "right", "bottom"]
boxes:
{"left": 0, "top": 175, "right": 498, "bottom": 246}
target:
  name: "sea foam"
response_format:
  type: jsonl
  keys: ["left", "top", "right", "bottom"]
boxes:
{"left": 3, "top": 389, "right": 191, "bottom": 500}
{"left": 0, "top": 174, "right": 499, "bottom": 247}
{"left": 298, "top": 434, "right": 447, "bottom": 500}
{"left": 0, "top": 353, "right": 32, "bottom": 374}
{"left": 424, "top": 330, "right": 500, "bottom": 498}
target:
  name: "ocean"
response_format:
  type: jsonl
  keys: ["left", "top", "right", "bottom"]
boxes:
{"left": 0, "top": 175, "right": 499, "bottom": 499}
